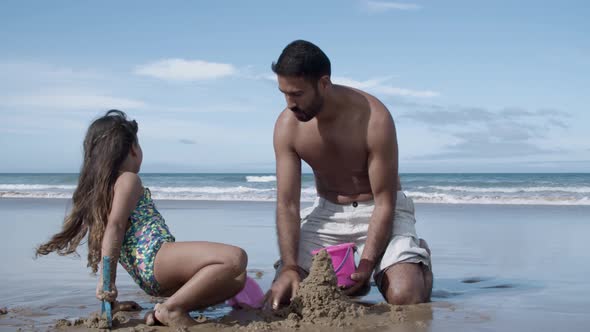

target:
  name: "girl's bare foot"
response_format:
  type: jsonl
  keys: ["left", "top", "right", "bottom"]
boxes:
{"left": 146, "top": 303, "right": 196, "bottom": 328}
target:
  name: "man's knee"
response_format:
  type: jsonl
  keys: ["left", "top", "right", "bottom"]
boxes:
{"left": 385, "top": 285, "right": 426, "bottom": 305}
{"left": 380, "top": 263, "right": 429, "bottom": 305}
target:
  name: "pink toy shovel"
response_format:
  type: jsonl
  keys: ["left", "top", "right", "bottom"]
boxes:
{"left": 312, "top": 242, "right": 357, "bottom": 288}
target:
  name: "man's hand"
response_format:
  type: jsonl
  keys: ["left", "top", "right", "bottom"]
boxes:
{"left": 343, "top": 258, "right": 374, "bottom": 296}
{"left": 265, "top": 268, "right": 301, "bottom": 310}
{"left": 96, "top": 279, "right": 118, "bottom": 303}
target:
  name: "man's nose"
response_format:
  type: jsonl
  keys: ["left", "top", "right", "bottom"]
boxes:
{"left": 286, "top": 96, "right": 297, "bottom": 109}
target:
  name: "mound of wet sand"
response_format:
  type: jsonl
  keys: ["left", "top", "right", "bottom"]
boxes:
{"left": 55, "top": 311, "right": 129, "bottom": 329}
{"left": 229, "top": 249, "right": 424, "bottom": 331}
{"left": 276, "top": 249, "right": 366, "bottom": 326}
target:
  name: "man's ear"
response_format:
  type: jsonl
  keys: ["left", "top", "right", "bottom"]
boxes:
{"left": 318, "top": 75, "right": 331, "bottom": 91}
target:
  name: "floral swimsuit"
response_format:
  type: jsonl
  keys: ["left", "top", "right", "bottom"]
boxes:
{"left": 119, "top": 187, "right": 175, "bottom": 296}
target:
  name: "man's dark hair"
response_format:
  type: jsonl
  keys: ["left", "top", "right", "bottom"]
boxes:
{"left": 271, "top": 40, "right": 331, "bottom": 82}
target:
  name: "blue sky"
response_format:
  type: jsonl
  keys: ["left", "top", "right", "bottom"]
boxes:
{"left": 0, "top": 0, "right": 588, "bottom": 173}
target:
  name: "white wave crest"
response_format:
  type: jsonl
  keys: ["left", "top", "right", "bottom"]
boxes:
{"left": 0, "top": 191, "right": 72, "bottom": 199}
{"left": 0, "top": 184, "right": 76, "bottom": 190}
{"left": 301, "top": 187, "right": 317, "bottom": 195}
{"left": 245, "top": 176, "right": 277, "bottom": 183}
{"left": 405, "top": 191, "right": 590, "bottom": 205}
{"left": 429, "top": 185, "right": 590, "bottom": 194}
{"left": 2, "top": 186, "right": 588, "bottom": 205}
{"left": 150, "top": 186, "right": 273, "bottom": 194}
{"left": 151, "top": 193, "right": 276, "bottom": 202}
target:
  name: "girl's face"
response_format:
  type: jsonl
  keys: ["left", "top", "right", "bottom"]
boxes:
{"left": 116, "top": 142, "right": 143, "bottom": 174}
{"left": 130, "top": 142, "right": 143, "bottom": 173}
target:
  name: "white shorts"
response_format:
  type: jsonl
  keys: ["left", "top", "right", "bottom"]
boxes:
{"left": 291, "top": 191, "right": 430, "bottom": 287}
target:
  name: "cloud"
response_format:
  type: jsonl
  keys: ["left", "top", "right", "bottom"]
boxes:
{"left": 143, "top": 103, "right": 255, "bottom": 114}
{"left": 400, "top": 105, "right": 570, "bottom": 128}
{"left": 420, "top": 132, "right": 556, "bottom": 159}
{"left": 399, "top": 104, "right": 572, "bottom": 160}
{"left": 0, "top": 61, "right": 104, "bottom": 85}
{"left": 239, "top": 66, "right": 276, "bottom": 82}
{"left": 138, "top": 118, "right": 268, "bottom": 146}
{"left": 365, "top": 1, "right": 422, "bottom": 13}
{"left": 332, "top": 76, "right": 440, "bottom": 98}
{"left": 400, "top": 107, "right": 494, "bottom": 125}
{"left": 0, "top": 61, "right": 146, "bottom": 111}
{"left": 537, "top": 108, "right": 572, "bottom": 118}
{"left": 179, "top": 138, "right": 196, "bottom": 145}
{"left": 2, "top": 93, "right": 146, "bottom": 110}
{"left": 249, "top": 73, "right": 276, "bottom": 82}
{"left": 332, "top": 76, "right": 392, "bottom": 89}
{"left": 236, "top": 66, "right": 277, "bottom": 87}
{"left": 135, "top": 59, "right": 236, "bottom": 81}
{"left": 373, "top": 86, "right": 440, "bottom": 98}
{"left": 0, "top": 111, "right": 88, "bottom": 134}
{"left": 546, "top": 118, "right": 569, "bottom": 129}
{"left": 0, "top": 60, "right": 262, "bottom": 116}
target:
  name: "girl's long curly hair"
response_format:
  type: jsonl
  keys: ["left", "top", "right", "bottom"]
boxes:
{"left": 36, "top": 110, "right": 138, "bottom": 273}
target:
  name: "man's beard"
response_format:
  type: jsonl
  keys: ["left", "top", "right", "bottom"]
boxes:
{"left": 290, "top": 97, "right": 323, "bottom": 122}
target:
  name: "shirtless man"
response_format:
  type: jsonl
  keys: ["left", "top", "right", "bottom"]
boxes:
{"left": 267, "top": 40, "right": 432, "bottom": 309}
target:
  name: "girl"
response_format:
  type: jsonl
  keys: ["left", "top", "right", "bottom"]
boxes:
{"left": 36, "top": 110, "right": 247, "bottom": 328}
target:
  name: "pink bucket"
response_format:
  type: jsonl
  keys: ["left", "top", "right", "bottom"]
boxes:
{"left": 226, "top": 276, "right": 265, "bottom": 309}
{"left": 312, "top": 242, "right": 357, "bottom": 288}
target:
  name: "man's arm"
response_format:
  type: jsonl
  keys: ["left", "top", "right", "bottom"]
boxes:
{"left": 363, "top": 105, "right": 398, "bottom": 264}
{"left": 274, "top": 114, "right": 302, "bottom": 269}
{"left": 267, "top": 113, "right": 302, "bottom": 309}
{"left": 348, "top": 104, "right": 398, "bottom": 290}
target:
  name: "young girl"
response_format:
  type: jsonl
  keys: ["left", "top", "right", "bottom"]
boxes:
{"left": 36, "top": 110, "right": 247, "bottom": 328}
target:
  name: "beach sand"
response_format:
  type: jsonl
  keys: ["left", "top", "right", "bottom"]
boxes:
{"left": 50, "top": 250, "right": 440, "bottom": 331}
{"left": 1, "top": 198, "right": 589, "bottom": 331}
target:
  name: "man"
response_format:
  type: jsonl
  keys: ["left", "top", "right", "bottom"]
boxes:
{"left": 267, "top": 40, "right": 433, "bottom": 310}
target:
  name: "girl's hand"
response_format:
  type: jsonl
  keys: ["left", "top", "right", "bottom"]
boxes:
{"left": 96, "top": 279, "right": 118, "bottom": 302}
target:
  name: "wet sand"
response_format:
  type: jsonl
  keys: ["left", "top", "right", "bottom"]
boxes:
{"left": 50, "top": 250, "right": 450, "bottom": 332}
{"left": 1, "top": 198, "right": 590, "bottom": 331}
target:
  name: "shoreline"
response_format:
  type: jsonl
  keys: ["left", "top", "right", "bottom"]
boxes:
{"left": 2, "top": 196, "right": 590, "bottom": 208}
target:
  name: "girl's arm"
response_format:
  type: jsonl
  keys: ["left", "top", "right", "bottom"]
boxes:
{"left": 98, "top": 172, "right": 144, "bottom": 301}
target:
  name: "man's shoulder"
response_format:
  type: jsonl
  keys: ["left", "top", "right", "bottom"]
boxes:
{"left": 360, "top": 90, "right": 389, "bottom": 115}
{"left": 274, "top": 108, "right": 299, "bottom": 131}
{"left": 340, "top": 86, "right": 394, "bottom": 135}
{"left": 273, "top": 108, "right": 299, "bottom": 147}
{"left": 339, "top": 85, "right": 389, "bottom": 115}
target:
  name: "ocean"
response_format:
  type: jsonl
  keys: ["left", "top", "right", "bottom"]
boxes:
{"left": 0, "top": 173, "right": 588, "bottom": 205}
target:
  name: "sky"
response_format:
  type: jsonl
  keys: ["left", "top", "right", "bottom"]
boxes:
{"left": 0, "top": 0, "right": 588, "bottom": 173}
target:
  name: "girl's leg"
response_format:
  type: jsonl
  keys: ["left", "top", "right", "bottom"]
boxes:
{"left": 149, "top": 241, "right": 247, "bottom": 327}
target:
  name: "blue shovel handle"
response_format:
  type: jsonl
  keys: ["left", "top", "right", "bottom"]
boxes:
{"left": 101, "top": 256, "right": 112, "bottom": 328}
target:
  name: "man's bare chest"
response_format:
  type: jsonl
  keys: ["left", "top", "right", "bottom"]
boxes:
{"left": 295, "top": 135, "right": 368, "bottom": 172}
